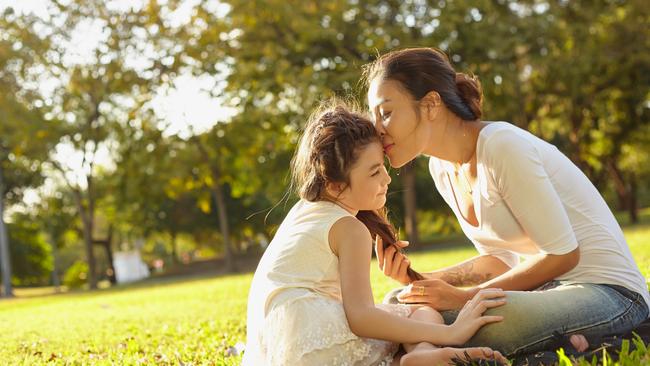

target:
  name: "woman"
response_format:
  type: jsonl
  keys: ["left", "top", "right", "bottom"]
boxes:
{"left": 242, "top": 102, "right": 508, "bottom": 365}
{"left": 362, "top": 47, "right": 649, "bottom": 356}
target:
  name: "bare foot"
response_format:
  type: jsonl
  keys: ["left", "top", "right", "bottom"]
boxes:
{"left": 569, "top": 334, "right": 589, "bottom": 352}
{"left": 401, "top": 346, "right": 509, "bottom": 366}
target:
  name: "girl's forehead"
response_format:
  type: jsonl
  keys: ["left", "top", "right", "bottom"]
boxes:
{"left": 352, "top": 143, "right": 384, "bottom": 167}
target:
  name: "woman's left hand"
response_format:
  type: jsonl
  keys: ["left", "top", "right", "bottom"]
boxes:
{"left": 397, "top": 279, "right": 478, "bottom": 311}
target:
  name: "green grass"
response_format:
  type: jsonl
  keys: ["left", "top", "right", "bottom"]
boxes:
{"left": 1, "top": 211, "right": 649, "bottom": 365}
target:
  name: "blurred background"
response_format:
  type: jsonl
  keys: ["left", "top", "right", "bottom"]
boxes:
{"left": 0, "top": 0, "right": 648, "bottom": 296}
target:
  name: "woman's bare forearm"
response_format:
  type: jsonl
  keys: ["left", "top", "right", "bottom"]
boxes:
{"left": 476, "top": 248, "right": 579, "bottom": 291}
{"left": 424, "top": 255, "right": 511, "bottom": 287}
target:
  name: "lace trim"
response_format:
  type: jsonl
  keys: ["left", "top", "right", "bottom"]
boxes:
{"left": 261, "top": 297, "right": 411, "bottom": 365}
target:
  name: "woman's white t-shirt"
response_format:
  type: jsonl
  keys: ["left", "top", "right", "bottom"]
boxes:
{"left": 429, "top": 122, "right": 649, "bottom": 309}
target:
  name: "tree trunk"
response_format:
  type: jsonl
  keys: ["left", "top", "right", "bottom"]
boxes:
{"left": 567, "top": 109, "right": 592, "bottom": 175}
{"left": 75, "top": 193, "right": 98, "bottom": 289}
{"left": 0, "top": 166, "right": 13, "bottom": 297}
{"left": 401, "top": 162, "right": 419, "bottom": 246}
{"left": 607, "top": 159, "right": 639, "bottom": 224}
{"left": 103, "top": 242, "right": 116, "bottom": 285}
{"left": 82, "top": 215, "right": 97, "bottom": 289}
{"left": 210, "top": 181, "right": 236, "bottom": 272}
{"left": 627, "top": 176, "right": 638, "bottom": 224}
{"left": 94, "top": 226, "right": 116, "bottom": 285}
{"left": 170, "top": 231, "right": 179, "bottom": 265}
{"left": 193, "top": 136, "right": 236, "bottom": 272}
{"left": 514, "top": 58, "right": 529, "bottom": 129}
{"left": 51, "top": 239, "right": 61, "bottom": 293}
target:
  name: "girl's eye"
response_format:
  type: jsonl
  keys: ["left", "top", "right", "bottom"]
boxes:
{"left": 381, "top": 112, "right": 391, "bottom": 121}
{"left": 371, "top": 171, "right": 380, "bottom": 177}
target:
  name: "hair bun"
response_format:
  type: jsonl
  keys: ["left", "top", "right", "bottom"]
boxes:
{"left": 455, "top": 72, "right": 483, "bottom": 120}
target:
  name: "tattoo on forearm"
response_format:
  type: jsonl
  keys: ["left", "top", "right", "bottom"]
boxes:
{"left": 439, "top": 262, "right": 492, "bottom": 286}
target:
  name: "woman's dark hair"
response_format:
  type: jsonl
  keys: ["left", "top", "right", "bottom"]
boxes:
{"left": 363, "top": 47, "right": 483, "bottom": 121}
{"left": 291, "top": 100, "right": 423, "bottom": 282}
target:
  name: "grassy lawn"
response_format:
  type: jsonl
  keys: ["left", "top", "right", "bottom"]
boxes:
{"left": 1, "top": 210, "right": 649, "bottom": 365}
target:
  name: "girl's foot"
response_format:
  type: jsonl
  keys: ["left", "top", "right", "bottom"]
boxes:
{"left": 401, "top": 346, "right": 508, "bottom": 366}
{"left": 569, "top": 334, "right": 589, "bottom": 352}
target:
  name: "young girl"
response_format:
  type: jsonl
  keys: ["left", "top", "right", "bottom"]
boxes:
{"left": 242, "top": 102, "right": 508, "bottom": 366}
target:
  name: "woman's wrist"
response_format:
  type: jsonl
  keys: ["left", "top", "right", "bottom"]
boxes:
{"left": 423, "top": 271, "right": 444, "bottom": 281}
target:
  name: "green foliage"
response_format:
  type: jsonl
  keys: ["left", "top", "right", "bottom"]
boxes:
{"left": 525, "top": 0, "right": 650, "bottom": 220}
{"left": 63, "top": 260, "right": 88, "bottom": 289}
{"left": 0, "top": 10, "right": 60, "bottom": 205}
{"left": 6, "top": 216, "right": 53, "bottom": 286}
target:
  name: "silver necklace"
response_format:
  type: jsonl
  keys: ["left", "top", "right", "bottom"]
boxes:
{"left": 454, "top": 161, "right": 474, "bottom": 195}
{"left": 457, "top": 124, "right": 476, "bottom": 195}
{"left": 448, "top": 123, "right": 476, "bottom": 195}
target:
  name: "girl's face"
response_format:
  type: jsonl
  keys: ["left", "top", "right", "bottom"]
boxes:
{"left": 334, "top": 142, "right": 392, "bottom": 213}
{"left": 367, "top": 78, "right": 431, "bottom": 168}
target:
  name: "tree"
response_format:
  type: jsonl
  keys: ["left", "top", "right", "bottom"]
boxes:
{"left": 32, "top": 193, "right": 78, "bottom": 291}
{"left": 14, "top": 0, "right": 187, "bottom": 288}
{"left": 110, "top": 121, "right": 215, "bottom": 265}
{"left": 528, "top": 0, "right": 650, "bottom": 222}
{"left": 0, "top": 8, "right": 59, "bottom": 296}
{"left": 7, "top": 213, "right": 54, "bottom": 286}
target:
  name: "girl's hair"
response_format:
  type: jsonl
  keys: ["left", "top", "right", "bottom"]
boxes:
{"left": 291, "top": 100, "right": 423, "bottom": 282}
{"left": 362, "top": 47, "right": 483, "bottom": 121}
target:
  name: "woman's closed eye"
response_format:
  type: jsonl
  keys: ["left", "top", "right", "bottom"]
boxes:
{"left": 381, "top": 111, "right": 391, "bottom": 121}
{"left": 371, "top": 170, "right": 380, "bottom": 177}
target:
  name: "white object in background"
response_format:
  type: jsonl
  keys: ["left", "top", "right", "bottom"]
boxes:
{"left": 113, "top": 251, "right": 150, "bottom": 283}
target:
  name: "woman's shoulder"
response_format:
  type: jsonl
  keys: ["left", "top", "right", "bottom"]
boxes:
{"left": 478, "top": 122, "right": 538, "bottom": 159}
{"left": 479, "top": 121, "right": 528, "bottom": 143}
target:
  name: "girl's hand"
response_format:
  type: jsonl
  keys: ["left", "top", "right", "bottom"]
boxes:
{"left": 448, "top": 288, "right": 507, "bottom": 345}
{"left": 374, "top": 236, "right": 411, "bottom": 285}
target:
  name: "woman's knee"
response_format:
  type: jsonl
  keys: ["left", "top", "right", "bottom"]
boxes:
{"left": 409, "top": 305, "right": 444, "bottom": 324}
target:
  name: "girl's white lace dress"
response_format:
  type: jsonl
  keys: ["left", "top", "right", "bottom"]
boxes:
{"left": 242, "top": 200, "right": 411, "bottom": 366}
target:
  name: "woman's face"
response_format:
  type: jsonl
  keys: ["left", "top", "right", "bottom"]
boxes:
{"left": 335, "top": 142, "right": 392, "bottom": 213}
{"left": 367, "top": 78, "right": 430, "bottom": 168}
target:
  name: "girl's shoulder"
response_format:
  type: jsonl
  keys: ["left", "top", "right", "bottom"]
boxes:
{"left": 328, "top": 215, "right": 371, "bottom": 256}
{"left": 289, "top": 199, "right": 351, "bottom": 219}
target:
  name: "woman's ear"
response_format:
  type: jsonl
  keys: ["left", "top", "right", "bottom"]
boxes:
{"left": 420, "top": 91, "right": 442, "bottom": 120}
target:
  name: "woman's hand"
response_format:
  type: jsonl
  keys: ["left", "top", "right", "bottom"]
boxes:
{"left": 374, "top": 236, "right": 411, "bottom": 285}
{"left": 397, "top": 279, "right": 476, "bottom": 310}
{"left": 448, "top": 288, "right": 507, "bottom": 345}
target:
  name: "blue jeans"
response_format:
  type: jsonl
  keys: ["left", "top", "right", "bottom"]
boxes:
{"left": 383, "top": 281, "right": 649, "bottom": 356}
